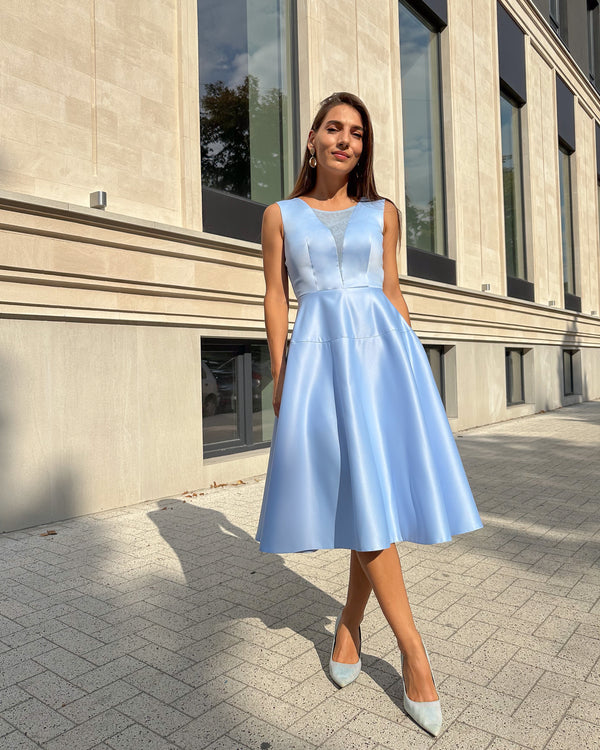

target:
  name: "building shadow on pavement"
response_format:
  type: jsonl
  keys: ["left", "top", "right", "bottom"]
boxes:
{"left": 148, "top": 500, "right": 407, "bottom": 710}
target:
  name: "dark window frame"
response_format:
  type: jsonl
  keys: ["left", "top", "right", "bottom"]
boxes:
{"left": 500, "top": 87, "right": 533, "bottom": 301}
{"left": 399, "top": 1, "right": 454, "bottom": 285}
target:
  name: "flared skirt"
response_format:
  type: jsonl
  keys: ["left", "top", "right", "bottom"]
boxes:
{"left": 255, "top": 286, "right": 483, "bottom": 553}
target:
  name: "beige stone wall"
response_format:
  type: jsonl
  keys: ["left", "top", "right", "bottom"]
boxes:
{"left": 1, "top": 0, "right": 600, "bottom": 529}
{"left": 0, "top": 0, "right": 201, "bottom": 228}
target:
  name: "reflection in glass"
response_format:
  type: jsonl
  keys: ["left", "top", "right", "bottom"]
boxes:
{"left": 563, "top": 349, "right": 574, "bottom": 395}
{"left": 558, "top": 146, "right": 576, "bottom": 296}
{"left": 251, "top": 343, "right": 274, "bottom": 443}
{"left": 202, "top": 348, "right": 239, "bottom": 447}
{"left": 398, "top": 1, "right": 446, "bottom": 255}
{"left": 500, "top": 92, "right": 527, "bottom": 280}
{"left": 424, "top": 345, "right": 445, "bottom": 405}
{"left": 197, "top": 0, "right": 295, "bottom": 204}
{"left": 505, "top": 349, "right": 524, "bottom": 405}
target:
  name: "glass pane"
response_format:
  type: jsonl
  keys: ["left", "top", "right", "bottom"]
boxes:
{"left": 501, "top": 93, "right": 526, "bottom": 279}
{"left": 558, "top": 147, "right": 576, "bottom": 295}
{"left": 563, "top": 350, "right": 573, "bottom": 394}
{"left": 250, "top": 342, "right": 274, "bottom": 442}
{"left": 198, "top": 0, "right": 294, "bottom": 204}
{"left": 597, "top": 181, "right": 600, "bottom": 252}
{"left": 399, "top": 1, "right": 446, "bottom": 255}
{"left": 201, "top": 347, "right": 240, "bottom": 446}
{"left": 425, "top": 346, "right": 444, "bottom": 404}
{"left": 506, "top": 349, "right": 524, "bottom": 404}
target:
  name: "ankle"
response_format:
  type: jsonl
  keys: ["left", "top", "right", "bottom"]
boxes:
{"left": 340, "top": 607, "right": 363, "bottom": 632}
{"left": 397, "top": 630, "right": 423, "bottom": 655}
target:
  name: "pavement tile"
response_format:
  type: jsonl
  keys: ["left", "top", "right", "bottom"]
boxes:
{"left": 125, "top": 664, "right": 194, "bottom": 704}
{"left": 202, "top": 737, "right": 252, "bottom": 750}
{"left": 429, "top": 720, "right": 494, "bottom": 749}
{"left": 346, "top": 709, "right": 432, "bottom": 749}
{"left": 71, "top": 655, "right": 146, "bottom": 691}
{"left": 0, "top": 731, "right": 41, "bottom": 749}
{"left": 105, "top": 724, "right": 181, "bottom": 749}
{"left": 228, "top": 715, "right": 318, "bottom": 750}
{"left": 1, "top": 696, "right": 75, "bottom": 744}
{"left": 43, "top": 709, "right": 134, "bottom": 750}
{"left": 458, "top": 703, "right": 553, "bottom": 749}
{"left": 115, "top": 691, "right": 192, "bottom": 734}
{"left": 167, "top": 703, "right": 250, "bottom": 749}
{"left": 19, "top": 670, "right": 86, "bottom": 709}
{"left": 544, "top": 715, "right": 600, "bottom": 750}
{"left": 58, "top": 679, "right": 141, "bottom": 723}
{"left": 285, "top": 695, "right": 361, "bottom": 745}
{"left": 511, "top": 683, "right": 574, "bottom": 729}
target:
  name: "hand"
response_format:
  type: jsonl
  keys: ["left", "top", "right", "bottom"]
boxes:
{"left": 272, "top": 372, "right": 284, "bottom": 417}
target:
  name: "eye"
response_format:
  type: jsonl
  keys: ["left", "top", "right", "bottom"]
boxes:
{"left": 326, "top": 127, "right": 337, "bottom": 133}
{"left": 353, "top": 132, "right": 363, "bottom": 139}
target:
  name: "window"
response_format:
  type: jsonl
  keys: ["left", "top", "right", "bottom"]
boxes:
{"left": 424, "top": 345, "right": 445, "bottom": 406}
{"left": 589, "top": 1, "right": 600, "bottom": 87}
{"left": 197, "top": 0, "right": 298, "bottom": 242}
{"left": 500, "top": 91, "right": 527, "bottom": 283}
{"left": 563, "top": 349, "right": 576, "bottom": 395}
{"left": 558, "top": 145, "right": 576, "bottom": 300}
{"left": 549, "top": 0, "right": 559, "bottom": 31}
{"left": 590, "top": 5, "right": 596, "bottom": 84}
{"left": 549, "top": 0, "right": 568, "bottom": 44}
{"left": 202, "top": 339, "right": 273, "bottom": 456}
{"left": 399, "top": 1, "right": 454, "bottom": 285}
{"left": 505, "top": 348, "right": 525, "bottom": 405}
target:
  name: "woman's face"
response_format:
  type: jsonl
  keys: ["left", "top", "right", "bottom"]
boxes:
{"left": 308, "top": 103, "right": 364, "bottom": 176}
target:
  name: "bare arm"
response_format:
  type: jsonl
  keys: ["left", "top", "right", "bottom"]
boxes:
{"left": 382, "top": 198, "right": 411, "bottom": 328}
{"left": 262, "top": 203, "right": 289, "bottom": 416}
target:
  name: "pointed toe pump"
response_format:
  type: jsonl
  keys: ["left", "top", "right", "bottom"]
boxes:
{"left": 329, "top": 613, "right": 362, "bottom": 688}
{"left": 401, "top": 644, "right": 443, "bottom": 737}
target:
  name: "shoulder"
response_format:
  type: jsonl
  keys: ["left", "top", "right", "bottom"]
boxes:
{"left": 262, "top": 201, "right": 284, "bottom": 238}
{"left": 382, "top": 198, "right": 402, "bottom": 232}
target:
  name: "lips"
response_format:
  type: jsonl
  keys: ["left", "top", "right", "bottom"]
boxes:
{"left": 333, "top": 152, "right": 350, "bottom": 159}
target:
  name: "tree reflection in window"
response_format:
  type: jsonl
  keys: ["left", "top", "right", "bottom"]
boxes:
{"left": 198, "top": 0, "right": 295, "bottom": 205}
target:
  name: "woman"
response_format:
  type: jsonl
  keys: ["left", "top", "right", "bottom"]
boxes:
{"left": 256, "top": 92, "right": 483, "bottom": 737}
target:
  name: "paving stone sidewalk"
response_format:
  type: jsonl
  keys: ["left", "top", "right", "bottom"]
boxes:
{"left": 1, "top": 401, "right": 599, "bottom": 750}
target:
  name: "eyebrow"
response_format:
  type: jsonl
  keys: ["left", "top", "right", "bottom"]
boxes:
{"left": 325, "top": 119, "right": 364, "bottom": 132}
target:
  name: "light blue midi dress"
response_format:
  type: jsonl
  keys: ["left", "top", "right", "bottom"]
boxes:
{"left": 255, "top": 196, "right": 483, "bottom": 553}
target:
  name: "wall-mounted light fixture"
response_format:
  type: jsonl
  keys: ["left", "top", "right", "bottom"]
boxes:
{"left": 90, "top": 191, "right": 107, "bottom": 210}
{"left": 481, "top": 283, "right": 491, "bottom": 291}
{"left": 548, "top": 300, "right": 556, "bottom": 306}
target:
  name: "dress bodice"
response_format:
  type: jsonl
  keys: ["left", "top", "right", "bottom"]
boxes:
{"left": 277, "top": 197, "right": 386, "bottom": 298}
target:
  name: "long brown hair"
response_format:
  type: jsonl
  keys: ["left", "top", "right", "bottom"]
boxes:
{"left": 288, "top": 92, "right": 401, "bottom": 234}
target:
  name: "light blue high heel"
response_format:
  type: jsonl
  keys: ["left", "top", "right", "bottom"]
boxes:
{"left": 400, "top": 644, "right": 443, "bottom": 737}
{"left": 329, "top": 613, "right": 362, "bottom": 688}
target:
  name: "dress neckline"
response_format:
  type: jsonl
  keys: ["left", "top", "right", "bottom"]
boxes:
{"left": 295, "top": 197, "right": 362, "bottom": 213}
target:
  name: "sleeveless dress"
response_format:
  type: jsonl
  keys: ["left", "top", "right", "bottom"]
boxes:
{"left": 255, "top": 196, "right": 483, "bottom": 553}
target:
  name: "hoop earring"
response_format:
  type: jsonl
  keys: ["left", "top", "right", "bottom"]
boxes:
{"left": 309, "top": 153, "right": 317, "bottom": 168}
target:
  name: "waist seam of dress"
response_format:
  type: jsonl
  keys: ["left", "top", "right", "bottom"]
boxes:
{"left": 290, "top": 326, "right": 411, "bottom": 344}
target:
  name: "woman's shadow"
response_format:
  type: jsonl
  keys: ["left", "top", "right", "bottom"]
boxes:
{"left": 148, "top": 499, "right": 404, "bottom": 703}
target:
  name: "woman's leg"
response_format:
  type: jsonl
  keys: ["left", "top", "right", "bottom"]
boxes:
{"left": 332, "top": 550, "right": 371, "bottom": 663}
{"left": 355, "top": 544, "right": 438, "bottom": 702}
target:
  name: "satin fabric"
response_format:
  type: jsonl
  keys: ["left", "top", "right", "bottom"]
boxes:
{"left": 256, "top": 197, "right": 483, "bottom": 553}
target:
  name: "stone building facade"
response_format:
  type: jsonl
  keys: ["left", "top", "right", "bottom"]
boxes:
{"left": 1, "top": 0, "right": 599, "bottom": 530}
